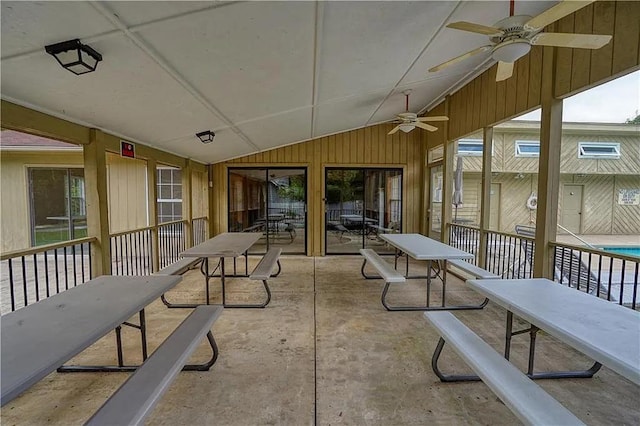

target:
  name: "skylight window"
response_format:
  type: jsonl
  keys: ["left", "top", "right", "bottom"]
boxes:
{"left": 457, "top": 139, "right": 483, "bottom": 156}
{"left": 515, "top": 140, "right": 540, "bottom": 157}
{"left": 578, "top": 142, "right": 621, "bottom": 159}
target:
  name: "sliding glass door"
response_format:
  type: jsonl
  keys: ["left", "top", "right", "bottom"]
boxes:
{"left": 228, "top": 168, "right": 307, "bottom": 255}
{"left": 325, "top": 168, "right": 402, "bottom": 254}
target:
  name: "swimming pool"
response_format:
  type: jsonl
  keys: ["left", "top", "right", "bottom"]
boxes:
{"left": 600, "top": 246, "right": 640, "bottom": 258}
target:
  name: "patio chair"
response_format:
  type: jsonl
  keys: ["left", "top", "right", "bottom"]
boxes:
{"left": 514, "top": 225, "right": 607, "bottom": 297}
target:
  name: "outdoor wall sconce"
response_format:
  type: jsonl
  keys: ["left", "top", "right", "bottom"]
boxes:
{"left": 196, "top": 130, "right": 215, "bottom": 144}
{"left": 45, "top": 39, "right": 102, "bottom": 75}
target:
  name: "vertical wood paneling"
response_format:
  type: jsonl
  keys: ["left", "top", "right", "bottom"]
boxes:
{"left": 495, "top": 77, "right": 506, "bottom": 124}
{"left": 555, "top": 15, "right": 575, "bottom": 97}
{"left": 612, "top": 1, "right": 640, "bottom": 74}
{"left": 486, "top": 65, "right": 497, "bottom": 125}
{"left": 472, "top": 76, "right": 482, "bottom": 131}
{"left": 515, "top": 54, "right": 530, "bottom": 112}
{"left": 527, "top": 45, "right": 543, "bottom": 109}
{"left": 571, "top": 4, "right": 593, "bottom": 92}
{"left": 590, "top": 1, "right": 615, "bottom": 84}
{"left": 504, "top": 64, "right": 517, "bottom": 118}
{"left": 479, "top": 71, "right": 489, "bottom": 127}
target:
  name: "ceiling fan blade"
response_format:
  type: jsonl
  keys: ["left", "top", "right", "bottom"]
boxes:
{"left": 447, "top": 21, "right": 503, "bottom": 36}
{"left": 496, "top": 61, "right": 514, "bottom": 82}
{"left": 531, "top": 32, "right": 612, "bottom": 49}
{"left": 525, "top": 0, "right": 596, "bottom": 31}
{"left": 417, "top": 116, "right": 449, "bottom": 122}
{"left": 414, "top": 122, "right": 439, "bottom": 132}
{"left": 428, "top": 45, "right": 492, "bottom": 73}
{"left": 388, "top": 125, "right": 402, "bottom": 135}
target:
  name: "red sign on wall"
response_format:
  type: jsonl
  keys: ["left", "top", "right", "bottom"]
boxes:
{"left": 121, "top": 140, "right": 135, "bottom": 158}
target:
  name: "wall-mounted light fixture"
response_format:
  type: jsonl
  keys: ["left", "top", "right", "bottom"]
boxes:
{"left": 196, "top": 130, "right": 215, "bottom": 144}
{"left": 45, "top": 39, "right": 102, "bottom": 75}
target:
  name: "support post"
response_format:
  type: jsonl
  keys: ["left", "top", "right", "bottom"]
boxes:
{"left": 478, "top": 127, "right": 493, "bottom": 269}
{"left": 441, "top": 97, "right": 453, "bottom": 243}
{"left": 534, "top": 44, "right": 563, "bottom": 278}
{"left": 147, "top": 158, "right": 159, "bottom": 273}
{"left": 207, "top": 164, "right": 216, "bottom": 238}
{"left": 183, "top": 159, "right": 194, "bottom": 248}
{"left": 83, "top": 129, "right": 111, "bottom": 276}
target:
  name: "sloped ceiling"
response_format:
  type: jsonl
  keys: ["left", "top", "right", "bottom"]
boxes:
{"left": 1, "top": 1, "right": 557, "bottom": 163}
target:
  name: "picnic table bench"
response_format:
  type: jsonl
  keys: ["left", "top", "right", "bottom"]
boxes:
{"left": 86, "top": 305, "right": 223, "bottom": 426}
{"left": 425, "top": 311, "right": 585, "bottom": 425}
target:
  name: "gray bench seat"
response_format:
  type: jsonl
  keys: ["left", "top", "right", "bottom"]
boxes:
{"left": 448, "top": 259, "right": 500, "bottom": 280}
{"left": 85, "top": 305, "right": 223, "bottom": 426}
{"left": 227, "top": 247, "right": 282, "bottom": 308}
{"left": 360, "top": 249, "right": 412, "bottom": 311}
{"left": 424, "top": 311, "right": 585, "bottom": 426}
{"left": 154, "top": 257, "right": 201, "bottom": 276}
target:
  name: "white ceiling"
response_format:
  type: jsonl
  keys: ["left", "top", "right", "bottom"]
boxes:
{"left": 1, "top": 1, "right": 557, "bottom": 164}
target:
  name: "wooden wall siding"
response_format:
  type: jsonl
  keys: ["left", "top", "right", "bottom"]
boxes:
{"left": 445, "top": 1, "right": 640, "bottom": 140}
{"left": 613, "top": 175, "right": 640, "bottom": 234}
{"left": 492, "top": 174, "right": 538, "bottom": 233}
{"left": 192, "top": 170, "right": 208, "bottom": 218}
{"left": 106, "top": 153, "right": 148, "bottom": 233}
{"left": 212, "top": 123, "right": 424, "bottom": 255}
{"left": 560, "top": 135, "right": 640, "bottom": 174}
{"left": 0, "top": 151, "right": 84, "bottom": 252}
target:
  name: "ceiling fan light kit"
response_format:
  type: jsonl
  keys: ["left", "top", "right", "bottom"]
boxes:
{"left": 387, "top": 91, "right": 448, "bottom": 136}
{"left": 428, "top": 0, "right": 610, "bottom": 82}
{"left": 491, "top": 39, "right": 531, "bottom": 63}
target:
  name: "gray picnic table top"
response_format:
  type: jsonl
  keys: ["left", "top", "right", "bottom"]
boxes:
{"left": 0, "top": 274, "right": 182, "bottom": 406}
{"left": 181, "top": 232, "right": 261, "bottom": 258}
{"left": 380, "top": 233, "right": 474, "bottom": 261}
{"left": 467, "top": 278, "right": 640, "bottom": 385}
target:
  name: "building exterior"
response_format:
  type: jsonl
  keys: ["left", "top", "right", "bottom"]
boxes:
{"left": 450, "top": 121, "right": 640, "bottom": 235}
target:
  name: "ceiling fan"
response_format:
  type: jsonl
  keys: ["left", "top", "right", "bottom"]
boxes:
{"left": 388, "top": 90, "right": 449, "bottom": 135}
{"left": 429, "top": 0, "right": 612, "bottom": 82}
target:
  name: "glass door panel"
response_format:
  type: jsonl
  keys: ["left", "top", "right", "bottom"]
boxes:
{"left": 364, "top": 169, "right": 402, "bottom": 253}
{"left": 228, "top": 167, "right": 307, "bottom": 255}
{"left": 428, "top": 165, "right": 443, "bottom": 240}
{"left": 265, "top": 168, "right": 307, "bottom": 254}
{"left": 325, "top": 168, "right": 401, "bottom": 254}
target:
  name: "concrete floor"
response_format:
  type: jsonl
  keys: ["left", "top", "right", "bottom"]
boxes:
{"left": 2, "top": 256, "right": 639, "bottom": 425}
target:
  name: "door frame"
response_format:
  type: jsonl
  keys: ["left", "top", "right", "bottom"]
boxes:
{"left": 227, "top": 166, "right": 308, "bottom": 255}
{"left": 561, "top": 184, "right": 584, "bottom": 234}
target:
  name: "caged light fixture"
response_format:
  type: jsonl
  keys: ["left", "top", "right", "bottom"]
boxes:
{"left": 45, "top": 39, "right": 102, "bottom": 75}
{"left": 196, "top": 130, "right": 215, "bottom": 144}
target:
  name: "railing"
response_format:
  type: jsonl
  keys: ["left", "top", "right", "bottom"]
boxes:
{"left": 110, "top": 226, "right": 154, "bottom": 276}
{"left": 0, "top": 237, "right": 95, "bottom": 314}
{"left": 447, "top": 222, "right": 639, "bottom": 309}
{"left": 551, "top": 242, "right": 639, "bottom": 309}
{"left": 192, "top": 216, "right": 208, "bottom": 246}
{"left": 158, "top": 220, "right": 187, "bottom": 269}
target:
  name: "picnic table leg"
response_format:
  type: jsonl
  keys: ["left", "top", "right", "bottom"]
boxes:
{"left": 221, "top": 257, "right": 226, "bottom": 306}
{"left": 57, "top": 309, "right": 150, "bottom": 373}
{"left": 504, "top": 310, "right": 603, "bottom": 379}
{"left": 426, "top": 260, "right": 432, "bottom": 307}
{"left": 431, "top": 337, "right": 481, "bottom": 382}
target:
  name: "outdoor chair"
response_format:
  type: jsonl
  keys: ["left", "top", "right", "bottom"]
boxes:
{"left": 514, "top": 225, "right": 608, "bottom": 297}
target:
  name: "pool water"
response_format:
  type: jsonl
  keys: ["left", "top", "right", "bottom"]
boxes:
{"left": 601, "top": 246, "right": 640, "bottom": 258}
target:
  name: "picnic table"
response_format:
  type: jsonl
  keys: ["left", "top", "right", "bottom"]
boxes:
{"left": 1, "top": 275, "right": 182, "bottom": 406}
{"left": 374, "top": 233, "right": 484, "bottom": 310}
{"left": 465, "top": 278, "right": 640, "bottom": 383}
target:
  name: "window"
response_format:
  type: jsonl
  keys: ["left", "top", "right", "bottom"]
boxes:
{"left": 457, "top": 139, "right": 483, "bottom": 156}
{"left": 157, "top": 167, "right": 182, "bottom": 223}
{"left": 578, "top": 142, "right": 621, "bottom": 159}
{"left": 515, "top": 140, "right": 540, "bottom": 157}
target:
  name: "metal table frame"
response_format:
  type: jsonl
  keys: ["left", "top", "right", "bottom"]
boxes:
{"left": 361, "top": 233, "right": 488, "bottom": 311}
{"left": 431, "top": 278, "right": 640, "bottom": 383}
{"left": 1, "top": 275, "right": 220, "bottom": 406}
{"left": 163, "top": 232, "right": 280, "bottom": 309}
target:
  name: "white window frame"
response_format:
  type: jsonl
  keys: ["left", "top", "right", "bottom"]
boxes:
{"left": 457, "top": 139, "right": 484, "bottom": 157}
{"left": 578, "top": 142, "right": 621, "bottom": 159}
{"left": 515, "top": 140, "right": 540, "bottom": 157}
